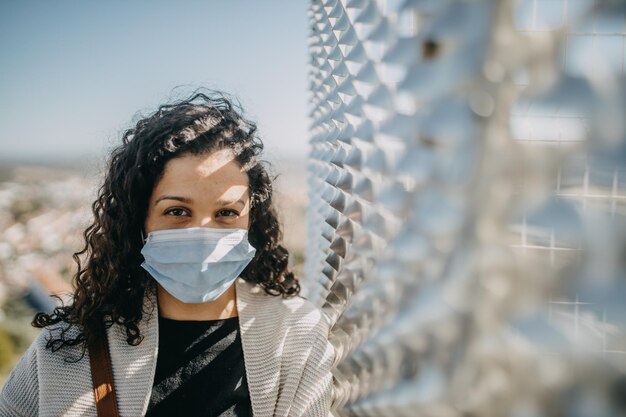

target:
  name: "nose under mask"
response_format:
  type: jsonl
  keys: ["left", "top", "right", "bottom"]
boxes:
{"left": 140, "top": 227, "right": 256, "bottom": 303}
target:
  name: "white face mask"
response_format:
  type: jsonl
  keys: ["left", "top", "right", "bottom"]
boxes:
{"left": 140, "top": 227, "right": 256, "bottom": 303}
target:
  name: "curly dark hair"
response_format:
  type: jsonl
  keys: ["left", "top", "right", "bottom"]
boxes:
{"left": 33, "top": 90, "right": 300, "bottom": 354}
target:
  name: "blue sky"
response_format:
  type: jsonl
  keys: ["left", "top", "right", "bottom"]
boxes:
{"left": 0, "top": 1, "right": 311, "bottom": 163}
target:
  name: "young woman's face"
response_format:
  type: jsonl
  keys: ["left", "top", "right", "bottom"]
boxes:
{"left": 144, "top": 149, "right": 251, "bottom": 234}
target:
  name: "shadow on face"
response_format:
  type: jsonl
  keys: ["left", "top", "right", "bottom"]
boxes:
{"left": 144, "top": 149, "right": 251, "bottom": 235}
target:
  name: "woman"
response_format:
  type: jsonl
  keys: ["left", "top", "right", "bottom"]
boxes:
{"left": 0, "top": 91, "right": 335, "bottom": 417}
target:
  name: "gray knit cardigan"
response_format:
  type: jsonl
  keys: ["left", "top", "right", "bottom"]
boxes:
{"left": 0, "top": 278, "right": 335, "bottom": 417}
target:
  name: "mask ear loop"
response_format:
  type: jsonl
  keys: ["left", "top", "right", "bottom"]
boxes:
{"left": 141, "top": 229, "right": 146, "bottom": 243}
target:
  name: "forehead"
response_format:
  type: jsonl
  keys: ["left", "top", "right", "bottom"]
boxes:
{"left": 155, "top": 150, "right": 249, "bottom": 196}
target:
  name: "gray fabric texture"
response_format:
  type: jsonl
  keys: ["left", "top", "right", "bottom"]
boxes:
{"left": 0, "top": 278, "right": 335, "bottom": 417}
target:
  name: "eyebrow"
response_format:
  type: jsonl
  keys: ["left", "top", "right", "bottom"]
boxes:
{"left": 154, "top": 195, "right": 246, "bottom": 207}
{"left": 154, "top": 195, "right": 193, "bottom": 205}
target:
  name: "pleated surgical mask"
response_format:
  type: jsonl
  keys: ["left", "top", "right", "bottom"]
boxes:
{"left": 140, "top": 227, "right": 256, "bottom": 303}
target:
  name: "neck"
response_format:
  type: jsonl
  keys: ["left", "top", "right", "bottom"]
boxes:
{"left": 156, "top": 282, "right": 239, "bottom": 321}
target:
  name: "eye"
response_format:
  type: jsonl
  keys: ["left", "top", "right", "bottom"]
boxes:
{"left": 216, "top": 209, "right": 239, "bottom": 218}
{"left": 164, "top": 207, "right": 190, "bottom": 217}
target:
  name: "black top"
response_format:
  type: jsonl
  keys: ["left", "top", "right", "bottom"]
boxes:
{"left": 145, "top": 315, "right": 253, "bottom": 417}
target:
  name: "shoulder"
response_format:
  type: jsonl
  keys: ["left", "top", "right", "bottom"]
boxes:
{"left": 0, "top": 321, "right": 84, "bottom": 417}
{"left": 33, "top": 321, "right": 86, "bottom": 359}
{"left": 237, "top": 279, "right": 331, "bottom": 336}
{"left": 19, "top": 321, "right": 89, "bottom": 379}
{"left": 0, "top": 336, "right": 39, "bottom": 416}
{"left": 279, "top": 293, "right": 331, "bottom": 340}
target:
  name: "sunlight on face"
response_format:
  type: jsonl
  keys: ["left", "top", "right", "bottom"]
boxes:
{"left": 144, "top": 149, "right": 250, "bottom": 234}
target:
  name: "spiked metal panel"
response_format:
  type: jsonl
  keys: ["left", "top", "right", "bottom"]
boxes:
{"left": 306, "top": 0, "right": 626, "bottom": 416}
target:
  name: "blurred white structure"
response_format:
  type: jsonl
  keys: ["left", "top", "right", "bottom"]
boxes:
{"left": 305, "top": 0, "right": 626, "bottom": 415}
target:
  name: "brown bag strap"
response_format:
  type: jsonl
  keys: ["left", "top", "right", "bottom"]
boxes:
{"left": 88, "top": 324, "right": 120, "bottom": 417}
